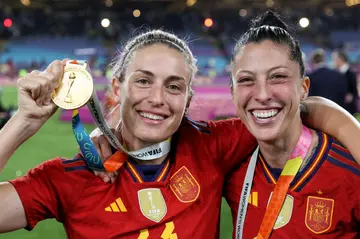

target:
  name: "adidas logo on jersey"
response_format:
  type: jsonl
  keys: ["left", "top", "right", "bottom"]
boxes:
{"left": 248, "top": 191, "right": 258, "bottom": 207}
{"left": 105, "top": 197, "right": 127, "bottom": 212}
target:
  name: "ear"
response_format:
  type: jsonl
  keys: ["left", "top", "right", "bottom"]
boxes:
{"left": 111, "top": 78, "right": 121, "bottom": 104}
{"left": 185, "top": 95, "right": 192, "bottom": 111}
{"left": 230, "top": 84, "right": 237, "bottom": 106}
{"left": 300, "top": 76, "right": 310, "bottom": 101}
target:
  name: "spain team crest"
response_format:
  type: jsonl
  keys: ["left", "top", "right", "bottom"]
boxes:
{"left": 305, "top": 196, "right": 334, "bottom": 234}
{"left": 138, "top": 188, "right": 167, "bottom": 223}
{"left": 170, "top": 166, "right": 200, "bottom": 203}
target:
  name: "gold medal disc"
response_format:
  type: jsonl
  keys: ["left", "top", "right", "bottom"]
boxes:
{"left": 52, "top": 65, "right": 94, "bottom": 110}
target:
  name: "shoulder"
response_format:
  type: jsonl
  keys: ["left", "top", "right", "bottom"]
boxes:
{"left": 179, "top": 117, "right": 251, "bottom": 140}
{"left": 321, "top": 132, "right": 360, "bottom": 177}
{"left": 16, "top": 153, "right": 93, "bottom": 183}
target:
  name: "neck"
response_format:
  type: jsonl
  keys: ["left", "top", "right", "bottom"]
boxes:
{"left": 120, "top": 126, "right": 168, "bottom": 166}
{"left": 258, "top": 117, "right": 303, "bottom": 169}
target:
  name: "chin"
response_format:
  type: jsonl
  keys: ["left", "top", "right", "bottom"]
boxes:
{"left": 252, "top": 129, "right": 280, "bottom": 142}
{"left": 135, "top": 128, "right": 171, "bottom": 144}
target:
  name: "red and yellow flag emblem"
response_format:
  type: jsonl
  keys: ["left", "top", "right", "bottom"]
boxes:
{"left": 305, "top": 196, "right": 334, "bottom": 234}
{"left": 170, "top": 166, "right": 200, "bottom": 203}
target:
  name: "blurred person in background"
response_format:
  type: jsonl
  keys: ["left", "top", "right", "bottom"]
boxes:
{"left": 1, "top": 28, "right": 360, "bottom": 239}
{"left": 332, "top": 50, "right": 358, "bottom": 115}
{"left": 308, "top": 49, "right": 348, "bottom": 109}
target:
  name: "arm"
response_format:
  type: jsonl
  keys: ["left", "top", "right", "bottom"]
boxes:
{"left": 0, "top": 60, "right": 63, "bottom": 173}
{"left": 0, "top": 183, "right": 27, "bottom": 232}
{"left": 302, "top": 96, "right": 360, "bottom": 162}
{"left": 0, "top": 113, "right": 34, "bottom": 173}
{"left": 0, "top": 60, "right": 64, "bottom": 232}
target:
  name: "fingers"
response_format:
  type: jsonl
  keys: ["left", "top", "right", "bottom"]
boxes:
{"left": 99, "top": 135, "right": 113, "bottom": 161}
{"left": 61, "top": 58, "right": 70, "bottom": 66}
{"left": 90, "top": 128, "right": 114, "bottom": 162}
{"left": 94, "top": 171, "right": 118, "bottom": 183}
{"left": 18, "top": 60, "right": 65, "bottom": 105}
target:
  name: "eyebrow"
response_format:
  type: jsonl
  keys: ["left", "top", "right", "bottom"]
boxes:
{"left": 235, "top": 65, "right": 290, "bottom": 76}
{"left": 134, "top": 69, "right": 186, "bottom": 82}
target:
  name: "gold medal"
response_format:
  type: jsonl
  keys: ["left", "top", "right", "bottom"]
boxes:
{"left": 52, "top": 63, "right": 94, "bottom": 110}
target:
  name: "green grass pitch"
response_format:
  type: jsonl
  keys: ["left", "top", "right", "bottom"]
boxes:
{"left": 0, "top": 86, "right": 233, "bottom": 239}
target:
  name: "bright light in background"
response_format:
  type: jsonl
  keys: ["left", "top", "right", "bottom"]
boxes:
{"left": 105, "top": 0, "right": 113, "bottom": 7}
{"left": 101, "top": 18, "right": 110, "bottom": 28}
{"left": 20, "top": 0, "right": 31, "bottom": 6}
{"left": 299, "top": 17, "right": 310, "bottom": 28}
{"left": 133, "top": 9, "right": 141, "bottom": 17}
{"left": 239, "top": 9, "right": 248, "bottom": 17}
{"left": 346, "top": 0, "right": 360, "bottom": 6}
{"left": 3, "top": 18, "right": 12, "bottom": 28}
{"left": 186, "top": 0, "right": 197, "bottom": 7}
{"left": 204, "top": 18, "right": 213, "bottom": 28}
{"left": 266, "top": 0, "right": 274, "bottom": 7}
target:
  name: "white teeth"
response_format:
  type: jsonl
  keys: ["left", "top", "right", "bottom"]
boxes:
{"left": 139, "top": 112, "right": 165, "bottom": 120}
{"left": 252, "top": 109, "right": 279, "bottom": 119}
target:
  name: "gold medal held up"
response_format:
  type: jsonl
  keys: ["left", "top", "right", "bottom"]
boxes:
{"left": 52, "top": 60, "right": 94, "bottom": 110}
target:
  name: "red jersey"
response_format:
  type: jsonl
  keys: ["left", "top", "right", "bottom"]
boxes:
{"left": 9, "top": 119, "right": 256, "bottom": 239}
{"left": 225, "top": 131, "right": 360, "bottom": 239}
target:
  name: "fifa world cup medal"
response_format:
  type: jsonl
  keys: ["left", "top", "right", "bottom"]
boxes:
{"left": 52, "top": 63, "right": 94, "bottom": 110}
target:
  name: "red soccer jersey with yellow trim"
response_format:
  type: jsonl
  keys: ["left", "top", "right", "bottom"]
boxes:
{"left": 225, "top": 131, "right": 360, "bottom": 239}
{"left": 9, "top": 119, "right": 256, "bottom": 239}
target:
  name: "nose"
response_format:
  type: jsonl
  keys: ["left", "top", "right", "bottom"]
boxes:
{"left": 147, "top": 84, "right": 165, "bottom": 106}
{"left": 254, "top": 81, "right": 271, "bottom": 103}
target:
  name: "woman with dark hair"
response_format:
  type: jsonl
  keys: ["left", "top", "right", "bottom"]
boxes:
{"left": 226, "top": 11, "right": 360, "bottom": 238}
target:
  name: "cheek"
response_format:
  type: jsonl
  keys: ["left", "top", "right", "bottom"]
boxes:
{"left": 234, "top": 87, "right": 250, "bottom": 108}
{"left": 166, "top": 94, "right": 187, "bottom": 115}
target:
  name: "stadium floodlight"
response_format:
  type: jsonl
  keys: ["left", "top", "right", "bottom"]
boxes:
{"left": 3, "top": 18, "right": 12, "bottom": 28}
{"left": 239, "top": 9, "right": 248, "bottom": 17}
{"left": 186, "top": 0, "right": 197, "bottom": 7}
{"left": 204, "top": 18, "right": 213, "bottom": 28}
{"left": 299, "top": 17, "right": 310, "bottom": 28}
{"left": 133, "top": 9, "right": 141, "bottom": 18}
{"left": 105, "top": 0, "right": 113, "bottom": 7}
{"left": 101, "top": 18, "right": 110, "bottom": 28}
{"left": 20, "top": 0, "right": 31, "bottom": 6}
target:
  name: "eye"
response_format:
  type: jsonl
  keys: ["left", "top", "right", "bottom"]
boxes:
{"left": 236, "top": 77, "right": 254, "bottom": 85}
{"left": 167, "top": 84, "right": 182, "bottom": 93}
{"left": 271, "top": 74, "right": 287, "bottom": 79}
{"left": 135, "top": 78, "right": 150, "bottom": 85}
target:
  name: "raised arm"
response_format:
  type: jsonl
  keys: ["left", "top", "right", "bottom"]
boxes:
{"left": 302, "top": 96, "right": 360, "bottom": 162}
{"left": 0, "top": 60, "right": 63, "bottom": 232}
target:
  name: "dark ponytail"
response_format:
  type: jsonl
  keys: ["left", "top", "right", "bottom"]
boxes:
{"left": 231, "top": 10, "right": 304, "bottom": 78}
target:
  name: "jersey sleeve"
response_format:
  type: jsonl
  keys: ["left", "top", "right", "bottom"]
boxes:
{"left": 207, "top": 118, "right": 257, "bottom": 174}
{"left": 8, "top": 157, "right": 86, "bottom": 230}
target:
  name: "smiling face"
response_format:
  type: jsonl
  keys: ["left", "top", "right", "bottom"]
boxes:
{"left": 231, "top": 40, "right": 309, "bottom": 142}
{"left": 115, "top": 44, "right": 191, "bottom": 147}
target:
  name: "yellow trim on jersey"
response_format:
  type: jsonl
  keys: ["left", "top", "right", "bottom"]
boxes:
{"left": 156, "top": 159, "right": 170, "bottom": 182}
{"left": 291, "top": 133, "right": 328, "bottom": 191}
{"left": 126, "top": 161, "right": 144, "bottom": 183}
{"left": 259, "top": 155, "right": 277, "bottom": 184}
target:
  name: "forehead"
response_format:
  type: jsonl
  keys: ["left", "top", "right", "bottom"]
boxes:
{"left": 234, "top": 40, "right": 299, "bottom": 72}
{"left": 127, "top": 44, "right": 191, "bottom": 81}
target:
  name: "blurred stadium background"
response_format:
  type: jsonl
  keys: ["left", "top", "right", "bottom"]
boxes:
{"left": 0, "top": 0, "right": 359, "bottom": 238}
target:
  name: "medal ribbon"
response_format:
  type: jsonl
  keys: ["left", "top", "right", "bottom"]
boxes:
{"left": 235, "top": 125, "right": 312, "bottom": 239}
{"left": 66, "top": 60, "right": 171, "bottom": 172}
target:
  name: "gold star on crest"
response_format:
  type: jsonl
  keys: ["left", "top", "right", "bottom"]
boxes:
{"left": 317, "top": 190, "right": 323, "bottom": 195}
